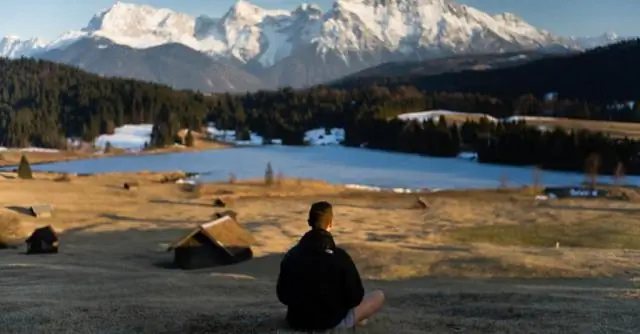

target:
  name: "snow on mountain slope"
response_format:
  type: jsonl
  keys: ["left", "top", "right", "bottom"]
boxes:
{"left": 1, "top": 0, "right": 620, "bottom": 64}
{"left": 0, "top": 36, "right": 47, "bottom": 58}
{"left": 569, "top": 32, "right": 622, "bottom": 50}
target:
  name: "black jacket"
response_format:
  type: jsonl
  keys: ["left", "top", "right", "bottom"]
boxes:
{"left": 276, "top": 229, "right": 365, "bottom": 331}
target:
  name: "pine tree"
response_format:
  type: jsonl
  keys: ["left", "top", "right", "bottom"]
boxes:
{"left": 17, "top": 154, "right": 33, "bottom": 180}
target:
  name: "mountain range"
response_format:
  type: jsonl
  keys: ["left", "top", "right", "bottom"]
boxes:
{"left": 0, "top": 0, "right": 626, "bottom": 93}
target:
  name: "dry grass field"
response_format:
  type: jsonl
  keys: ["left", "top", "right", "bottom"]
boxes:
{"left": 0, "top": 172, "right": 639, "bottom": 333}
{"left": 436, "top": 113, "right": 640, "bottom": 139}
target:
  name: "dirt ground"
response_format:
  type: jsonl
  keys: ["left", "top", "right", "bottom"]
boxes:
{"left": 0, "top": 172, "right": 639, "bottom": 333}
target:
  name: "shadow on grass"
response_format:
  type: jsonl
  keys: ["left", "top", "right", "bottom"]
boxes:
{"left": 5, "top": 206, "right": 33, "bottom": 217}
{"left": 4, "top": 226, "right": 640, "bottom": 333}
{"left": 99, "top": 213, "right": 200, "bottom": 226}
{"left": 540, "top": 203, "right": 640, "bottom": 214}
{"left": 149, "top": 198, "right": 213, "bottom": 208}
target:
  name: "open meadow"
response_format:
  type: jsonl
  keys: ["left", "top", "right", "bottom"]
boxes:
{"left": 1, "top": 172, "right": 639, "bottom": 333}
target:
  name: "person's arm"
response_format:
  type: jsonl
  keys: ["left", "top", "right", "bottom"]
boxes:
{"left": 338, "top": 249, "right": 365, "bottom": 308}
{"left": 276, "top": 261, "right": 291, "bottom": 305}
{"left": 276, "top": 247, "right": 296, "bottom": 305}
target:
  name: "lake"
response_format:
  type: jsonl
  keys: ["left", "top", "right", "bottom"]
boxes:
{"left": 21, "top": 146, "right": 633, "bottom": 190}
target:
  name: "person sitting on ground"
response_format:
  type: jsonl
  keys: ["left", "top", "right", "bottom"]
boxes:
{"left": 276, "top": 201, "right": 385, "bottom": 331}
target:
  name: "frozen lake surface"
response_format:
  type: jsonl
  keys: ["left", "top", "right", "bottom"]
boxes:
{"left": 19, "top": 146, "right": 635, "bottom": 190}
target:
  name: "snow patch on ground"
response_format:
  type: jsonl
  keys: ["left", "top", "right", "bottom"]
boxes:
{"left": 206, "top": 123, "right": 272, "bottom": 146}
{"left": 397, "top": 110, "right": 579, "bottom": 126}
{"left": 458, "top": 151, "right": 478, "bottom": 160}
{"left": 345, "top": 184, "right": 420, "bottom": 193}
{"left": 0, "top": 147, "right": 60, "bottom": 153}
{"left": 206, "top": 123, "right": 345, "bottom": 146}
{"left": 94, "top": 124, "right": 152, "bottom": 150}
{"left": 304, "top": 128, "right": 345, "bottom": 146}
{"left": 397, "top": 110, "right": 499, "bottom": 123}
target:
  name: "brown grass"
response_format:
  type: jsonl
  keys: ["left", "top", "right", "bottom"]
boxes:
{"left": 0, "top": 172, "right": 638, "bottom": 333}
{"left": 521, "top": 117, "right": 640, "bottom": 139}
{"left": 0, "top": 211, "right": 24, "bottom": 247}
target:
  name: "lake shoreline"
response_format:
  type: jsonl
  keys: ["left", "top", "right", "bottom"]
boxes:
{"left": 11, "top": 145, "right": 632, "bottom": 191}
{"left": 0, "top": 139, "right": 234, "bottom": 168}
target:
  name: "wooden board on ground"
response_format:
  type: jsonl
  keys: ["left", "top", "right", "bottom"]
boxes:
{"left": 30, "top": 204, "right": 54, "bottom": 218}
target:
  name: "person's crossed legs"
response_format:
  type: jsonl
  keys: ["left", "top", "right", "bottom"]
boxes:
{"left": 335, "top": 290, "right": 385, "bottom": 329}
{"left": 354, "top": 290, "right": 385, "bottom": 324}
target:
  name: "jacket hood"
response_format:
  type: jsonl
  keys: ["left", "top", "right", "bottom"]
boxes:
{"left": 298, "top": 228, "right": 336, "bottom": 252}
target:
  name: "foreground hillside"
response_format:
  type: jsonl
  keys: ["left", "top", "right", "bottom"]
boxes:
{"left": 0, "top": 172, "right": 639, "bottom": 333}
{"left": 334, "top": 39, "right": 640, "bottom": 103}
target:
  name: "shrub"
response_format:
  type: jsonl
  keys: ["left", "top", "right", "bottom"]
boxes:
{"left": 104, "top": 141, "right": 113, "bottom": 153}
{"left": 54, "top": 173, "right": 72, "bottom": 182}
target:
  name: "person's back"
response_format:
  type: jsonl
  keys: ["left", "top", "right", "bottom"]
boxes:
{"left": 276, "top": 201, "right": 385, "bottom": 331}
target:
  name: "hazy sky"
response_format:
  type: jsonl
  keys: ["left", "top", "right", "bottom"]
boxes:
{"left": 0, "top": 0, "right": 637, "bottom": 41}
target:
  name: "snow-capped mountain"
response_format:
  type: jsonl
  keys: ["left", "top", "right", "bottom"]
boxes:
{"left": 568, "top": 32, "right": 622, "bottom": 50}
{"left": 0, "top": 36, "right": 47, "bottom": 58}
{"left": 0, "top": 0, "right": 626, "bottom": 92}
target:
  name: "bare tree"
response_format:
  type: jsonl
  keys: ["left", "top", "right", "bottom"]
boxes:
{"left": 613, "top": 161, "right": 626, "bottom": 185}
{"left": 584, "top": 153, "right": 601, "bottom": 189}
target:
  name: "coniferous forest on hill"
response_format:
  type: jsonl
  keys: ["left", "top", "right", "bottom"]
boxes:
{"left": 1, "top": 40, "right": 640, "bottom": 175}
{"left": 334, "top": 39, "right": 640, "bottom": 106}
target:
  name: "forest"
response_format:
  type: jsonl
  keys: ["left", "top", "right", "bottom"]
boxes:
{"left": 1, "top": 40, "right": 640, "bottom": 175}
{"left": 333, "top": 39, "right": 640, "bottom": 106}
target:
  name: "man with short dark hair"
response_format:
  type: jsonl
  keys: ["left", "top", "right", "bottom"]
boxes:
{"left": 276, "top": 201, "right": 385, "bottom": 331}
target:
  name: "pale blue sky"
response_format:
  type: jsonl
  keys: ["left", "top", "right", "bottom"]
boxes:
{"left": 0, "top": 0, "right": 637, "bottom": 40}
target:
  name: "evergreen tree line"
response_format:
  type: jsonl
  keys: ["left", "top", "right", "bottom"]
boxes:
{"left": 344, "top": 115, "right": 640, "bottom": 175}
{"left": 3, "top": 57, "right": 640, "bottom": 175}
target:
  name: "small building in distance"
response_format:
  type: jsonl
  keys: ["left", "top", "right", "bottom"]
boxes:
{"left": 26, "top": 225, "right": 59, "bottom": 254}
{"left": 167, "top": 216, "right": 255, "bottom": 270}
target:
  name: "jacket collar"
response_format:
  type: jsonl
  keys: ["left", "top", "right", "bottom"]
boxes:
{"left": 298, "top": 228, "right": 336, "bottom": 251}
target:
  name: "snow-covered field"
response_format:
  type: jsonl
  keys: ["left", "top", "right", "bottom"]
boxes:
{"left": 397, "top": 111, "right": 574, "bottom": 132}
{"left": 207, "top": 123, "right": 344, "bottom": 146}
{"left": 396, "top": 110, "right": 572, "bottom": 124}
{"left": 0, "top": 147, "right": 60, "bottom": 153}
{"left": 94, "top": 124, "right": 153, "bottom": 151}
{"left": 397, "top": 110, "right": 499, "bottom": 123}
